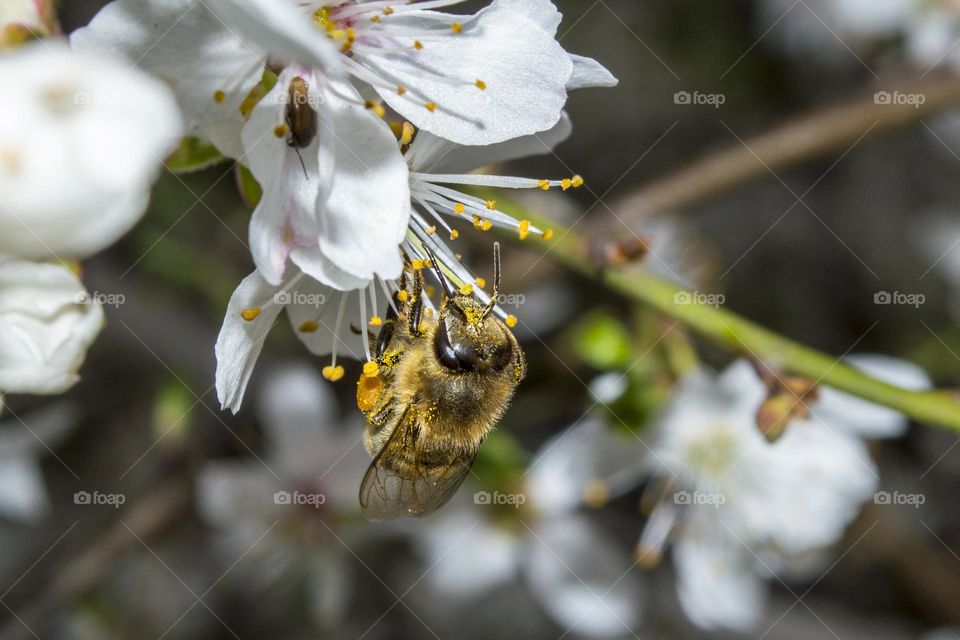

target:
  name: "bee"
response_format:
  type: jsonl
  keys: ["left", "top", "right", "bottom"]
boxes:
{"left": 285, "top": 76, "right": 317, "bottom": 178}
{"left": 356, "top": 243, "right": 526, "bottom": 521}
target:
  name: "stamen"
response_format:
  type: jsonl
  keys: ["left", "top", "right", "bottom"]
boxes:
{"left": 451, "top": 22, "right": 462, "bottom": 33}
{"left": 274, "top": 123, "right": 289, "bottom": 138}
{"left": 240, "top": 307, "right": 261, "bottom": 321}
{"left": 364, "top": 100, "right": 386, "bottom": 118}
{"left": 322, "top": 365, "right": 345, "bottom": 382}
{"left": 542, "top": 229, "right": 555, "bottom": 241}
{"left": 475, "top": 277, "right": 487, "bottom": 289}
{"left": 505, "top": 315, "right": 518, "bottom": 328}
{"left": 475, "top": 79, "right": 487, "bottom": 90}
{"left": 299, "top": 320, "right": 319, "bottom": 333}
{"left": 518, "top": 219, "right": 531, "bottom": 240}
{"left": 369, "top": 316, "right": 383, "bottom": 326}
{"left": 400, "top": 122, "right": 415, "bottom": 145}
{"left": 213, "top": 90, "right": 226, "bottom": 104}
{"left": 425, "top": 101, "right": 438, "bottom": 112}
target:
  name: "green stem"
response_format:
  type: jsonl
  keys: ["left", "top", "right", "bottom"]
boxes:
{"left": 525, "top": 213, "right": 960, "bottom": 432}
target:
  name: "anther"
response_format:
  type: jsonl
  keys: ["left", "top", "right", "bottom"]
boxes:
{"left": 451, "top": 22, "right": 462, "bottom": 33}
{"left": 369, "top": 316, "right": 383, "bottom": 326}
{"left": 240, "top": 307, "right": 261, "bottom": 321}
{"left": 274, "top": 123, "right": 289, "bottom": 138}
{"left": 400, "top": 122, "right": 414, "bottom": 145}
{"left": 537, "top": 179, "right": 550, "bottom": 191}
{"left": 213, "top": 90, "right": 226, "bottom": 104}
{"left": 542, "top": 229, "right": 555, "bottom": 241}
{"left": 299, "top": 320, "right": 319, "bottom": 333}
{"left": 505, "top": 315, "right": 518, "bottom": 328}
{"left": 475, "top": 277, "right": 487, "bottom": 289}
{"left": 459, "top": 284, "right": 473, "bottom": 295}
{"left": 322, "top": 365, "right": 345, "bottom": 382}
{"left": 425, "top": 101, "right": 437, "bottom": 112}
{"left": 475, "top": 79, "right": 487, "bottom": 90}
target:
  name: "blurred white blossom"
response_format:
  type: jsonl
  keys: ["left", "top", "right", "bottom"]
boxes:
{"left": 0, "top": 258, "right": 103, "bottom": 395}
{"left": 0, "top": 41, "right": 182, "bottom": 260}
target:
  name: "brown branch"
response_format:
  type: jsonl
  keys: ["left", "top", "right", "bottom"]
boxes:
{"left": 614, "top": 73, "right": 960, "bottom": 225}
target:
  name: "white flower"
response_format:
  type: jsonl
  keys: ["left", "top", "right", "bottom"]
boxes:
{"left": 197, "top": 361, "right": 371, "bottom": 628}
{"left": 0, "top": 258, "right": 104, "bottom": 395}
{"left": 0, "top": 41, "right": 182, "bottom": 260}
{"left": 74, "top": 0, "right": 615, "bottom": 151}
{"left": 415, "top": 420, "right": 647, "bottom": 637}
{"left": 0, "top": 402, "right": 75, "bottom": 522}
{"left": 638, "top": 358, "right": 926, "bottom": 631}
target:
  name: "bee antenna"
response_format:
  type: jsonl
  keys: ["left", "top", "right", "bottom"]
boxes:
{"left": 421, "top": 244, "right": 453, "bottom": 299}
{"left": 294, "top": 149, "right": 308, "bottom": 179}
{"left": 482, "top": 242, "right": 501, "bottom": 320}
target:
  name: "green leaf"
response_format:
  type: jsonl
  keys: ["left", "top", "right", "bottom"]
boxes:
{"left": 570, "top": 310, "right": 633, "bottom": 370}
{"left": 165, "top": 137, "right": 227, "bottom": 173}
{"left": 235, "top": 164, "right": 262, "bottom": 208}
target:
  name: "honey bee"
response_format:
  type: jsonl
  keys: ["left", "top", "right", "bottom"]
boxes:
{"left": 356, "top": 243, "right": 526, "bottom": 521}
{"left": 285, "top": 76, "right": 316, "bottom": 178}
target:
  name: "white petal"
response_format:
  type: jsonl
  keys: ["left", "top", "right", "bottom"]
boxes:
{"left": 71, "top": 0, "right": 254, "bottom": 155}
{"left": 407, "top": 113, "right": 572, "bottom": 175}
{"left": 0, "top": 41, "right": 182, "bottom": 259}
{"left": 491, "top": 0, "right": 562, "bottom": 35}
{"left": 0, "top": 259, "right": 104, "bottom": 394}
{"left": 525, "top": 515, "right": 643, "bottom": 637}
{"left": 366, "top": 5, "right": 572, "bottom": 145}
{"left": 568, "top": 54, "right": 619, "bottom": 90}
{"left": 673, "top": 532, "right": 765, "bottom": 632}
{"left": 814, "top": 354, "right": 931, "bottom": 439}
{"left": 196, "top": 461, "right": 283, "bottom": 526}
{"left": 215, "top": 270, "right": 285, "bottom": 413}
{"left": 526, "top": 419, "right": 646, "bottom": 515}
{"left": 314, "top": 81, "right": 409, "bottom": 282}
{"left": 204, "top": 0, "right": 340, "bottom": 72}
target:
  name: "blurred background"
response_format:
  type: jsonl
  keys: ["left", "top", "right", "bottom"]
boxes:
{"left": 5, "top": 0, "right": 960, "bottom": 638}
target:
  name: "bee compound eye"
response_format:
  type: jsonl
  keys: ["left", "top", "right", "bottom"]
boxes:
{"left": 433, "top": 321, "right": 481, "bottom": 372}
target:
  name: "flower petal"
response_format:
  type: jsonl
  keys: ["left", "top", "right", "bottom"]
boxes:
{"left": 71, "top": 0, "right": 255, "bottom": 155}
{"left": 568, "top": 53, "right": 619, "bottom": 90}
{"left": 0, "top": 259, "right": 104, "bottom": 394}
{"left": 314, "top": 81, "right": 409, "bottom": 282}
{"left": 366, "top": 4, "right": 572, "bottom": 145}
{"left": 215, "top": 270, "right": 285, "bottom": 413}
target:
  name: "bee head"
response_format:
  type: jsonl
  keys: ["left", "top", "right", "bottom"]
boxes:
{"left": 434, "top": 295, "right": 513, "bottom": 374}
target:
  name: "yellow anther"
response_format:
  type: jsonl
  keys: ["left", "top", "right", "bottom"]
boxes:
{"left": 383, "top": 6, "right": 394, "bottom": 15}
{"left": 451, "top": 22, "right": 462, "bottom": 33}
{"left": 365, "top": 100, "right": 386, "bottom": 118}
{"left": 475, "top": 79, "right": 487, "bottom": 90}
{"left": 481, "top": 220, "right": 493, "bottom": 232}
{"left": 582, "top": 479, "right": 610, "bottom": 508}
{"left": 486, "top": 200, "right": 496, "bottom": 210}
{"left": 213, "top": 90, "right": 226, "bottom": 104}
{"left": 389, "top": 121, "right": 403, "bottom": 138}
{"left": 425, "top": 101, "right": 437, "bottom": 112}
{"left": 459, "top": 284, "right": 474, "bottom": 295}
{"left": 396, "top": 290, "right": 409, "bottom": 303}
{"left": 274, "top": 123, "right": 289, "bottom": 138}
{"left": 425, "top": 225, "right": 437, "bottom": 236}
{"left": 400, "top": 122, "right": 415, "bottom": 145}
{"left": 411, "top": 259, "right": 425, "bottom": 270}
{"left": 561, "top": 178, "right": 573, "bottom": 191}
{"left": 371, "top": 15, "right": 381, "bottom": 23}
{"left": 542, "top": 229, "right": 555, "bottom": 241}
{"left": 240, "top": 307, "right": 261, "bottom": 322}
{"left": 450, "top": 229, "right": 460, "bottom": 240}
{"left": 299, "top": 320, "right": 319, "bottom": 333}
{"left": 369, "top": 316, "right": 383, "bottom": 327}
{"left": 505, "top": 315, "right": 518, "bottom": 328}
{"left": 537, "top": 179, "right": 551, "bottom": 191}
{"left": 518, "top": 219, "right": 531, "bottom": 240}
{"left": 322, "top": 365, "right": 345, "bottom": 382}
{"left": 363, "top": 361, "right": 380, "bottom": 377}
{"left": 413, "top": 40, "right": 424, "bottom": 50}
{"left": 454, "top": 203, "right": 466, "bottom": 214}
{"left": 397, "top": 85, "right": 407, "bottom": 95}
{"left": 571, "top": 175, "right": 584, "bottom": 188}
{"left": 475, "top": 277, "right": 487, "bottom": 289}
{"left": 473, "top": 215, "right": 483, "bottom": 229}
{"left": 425, "top": 308, "right": 435, "bottom": 317}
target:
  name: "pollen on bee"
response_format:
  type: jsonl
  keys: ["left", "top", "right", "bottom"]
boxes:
{"left": 426, "top": 285, "right": 436, "bottom": 297}
{"left": 364, "top": 100, "right": 386, "bottom": 118}
{"left": 537, "top": 179, "right": 551, "bottom": 191}
{"left": 400, "top": 122, "right": 415, "bottom": 145}
{"left": 425, "top": 101, "right": 438, "bottom": 112}
{"left": 475, "top": 79, "right": 487, "bottom": 90}
{"left": 451, "top": 22, "right": 463, "bottom": 33}
{"left": 459, "top": 284, "right": 473, "bottom": 295}
{"left": 542, "top": 229, "right": 555, "bottom": 241}
{"left": 322, "top": 365, "right": 345, "bottom": 382}
{"left": 411, "top": 259, "right": 425, "bottom": 270}
{"left": 475, "top": 277, "right": 487, "bottom": 289}
{"left": 362, "top": 361, "right": 380, "bottom": 377}
{"left": 240, "top": 307, "right": 261, "bottom": 321}
{"left": 505, "top": 314, "right": 518, "bottom": 328}
{"left": 213, "top": 90, "right": 226, "bottom": 104}
{"left": 299, "top": 320, "right": 319, "bottom": 333}
{"left": 273, "top": 123, "right": 289, "bottom": 138}
{"left": 396, "top": 290, "right": 409, "bottom": 303}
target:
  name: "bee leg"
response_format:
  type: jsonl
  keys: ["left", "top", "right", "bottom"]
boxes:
{"left": 408, "top": 268, "right": 425, "bottom": 336}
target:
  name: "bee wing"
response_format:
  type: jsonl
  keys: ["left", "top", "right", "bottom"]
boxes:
{"left": 359, "top": 412, "right": 478, "bottom": 522}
